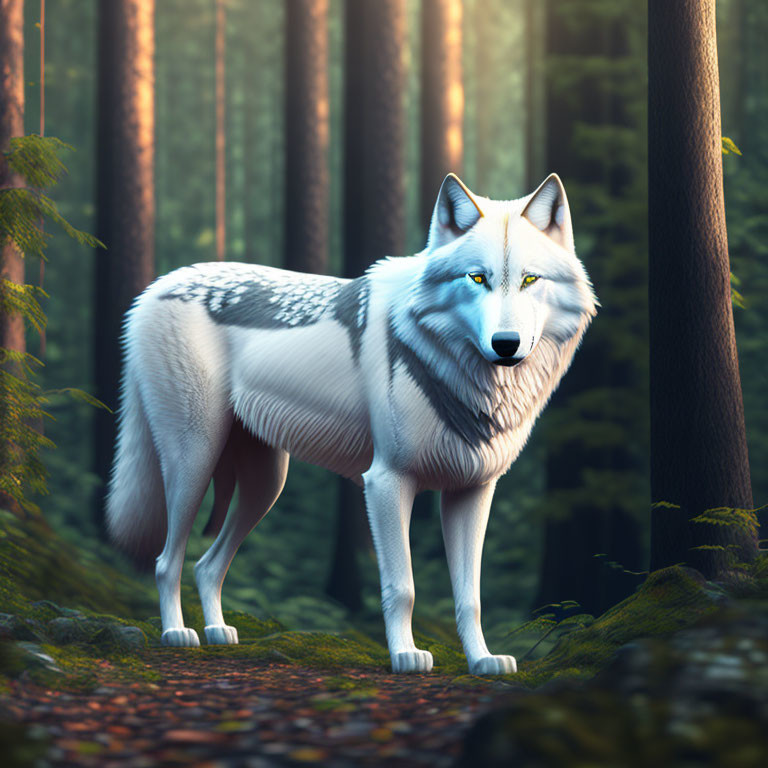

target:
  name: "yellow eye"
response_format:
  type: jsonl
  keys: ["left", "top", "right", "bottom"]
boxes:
{"left": 468, "top": 272, "right": 486, "bottom": 285}
{"left": 521, "top": 274, "right": 540, "bottom": 289}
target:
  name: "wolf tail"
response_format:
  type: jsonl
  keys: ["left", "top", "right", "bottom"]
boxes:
{"left": 105, "top": 335, "right": 167, "bottom": 570}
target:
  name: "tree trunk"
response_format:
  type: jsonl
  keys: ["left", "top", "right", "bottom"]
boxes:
{"left": 285, "top": 0, "right": 329, "bottom": 274}
{"left": 342, "top": 0, "right": 406, "bottom": 268}
{"left": 0, "top": 0, "right": 25, "bottom": 517}
{"left": 648, "top": 0, "right": 756, "bottom": 576}
{"left": 327, "top": 0, "right": 406, "bottom": 612}
{"left": 94, "top": 0, "right": 156, "bottom": 525}
{"left": 420, "top": 0, "right": 463, "bottom": 227}
{"left": 524, "top": 0, "right": 545, "bottom": 191}
{"left": 215, "top": 0, "right": 226, "bottom": 261}
{"left": 0, "top": 0, "right": 25, "bottom": 359}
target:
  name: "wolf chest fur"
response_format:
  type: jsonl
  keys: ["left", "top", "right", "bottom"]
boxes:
{"left": 107, "top": 173, "right": 597, "bottom": 675}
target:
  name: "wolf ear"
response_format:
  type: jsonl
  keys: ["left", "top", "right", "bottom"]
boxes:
{"left": 522, "top": 173, "right": 574, "bottom": 251}
{"left": 427, "top": 173, "right": 484, "bottom": 250}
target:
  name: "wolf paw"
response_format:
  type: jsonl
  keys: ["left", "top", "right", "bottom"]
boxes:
{"left": 469, "top": 654, "right": 517, "bottom": 675}
{"left": 204, "top": 624, "right": 239, "bottom": 645}
{"left": 161, "top": 628, "right": 201, "bottom": 647}
{"left": 391, "top": 650, "right": 434, "bottom": 674}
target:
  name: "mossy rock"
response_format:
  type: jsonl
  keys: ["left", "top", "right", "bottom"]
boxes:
{"left": 459, "top": 605, "right": 768, "bottom": 767}
{"left": 516, "top": 566, "right": 724, "bottom": 687}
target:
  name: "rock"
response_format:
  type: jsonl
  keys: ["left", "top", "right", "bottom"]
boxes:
{"left": 45, "top": 616, "right": 147, "bottom": 651}
{"left": 0, "top": 613, "right": 46, "bottom": 642}
{"left": 459, "top": 604, "right": 768, "bottom": 766}
{"left": 30, "top": 600, "right": 84, "bottom": 618}
{"left": 91, "top": 624, "right": 147, "bottom": 651}
{"left": 16, "top": 642, "right": 63, "bottom": 674}
{"left": 46, "top": 616, "right": 102, "bottom": 644}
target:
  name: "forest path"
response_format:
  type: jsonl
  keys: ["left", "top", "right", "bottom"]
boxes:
{"left": 4, "top": 653, "right": 516, "bottom": 767}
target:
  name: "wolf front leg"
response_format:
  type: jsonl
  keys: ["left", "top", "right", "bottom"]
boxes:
{"left": 441, "top": 481, "right": 517, "bottom": 675}
{"left": 363, "top": 462, "right": 432, "bottom": 673}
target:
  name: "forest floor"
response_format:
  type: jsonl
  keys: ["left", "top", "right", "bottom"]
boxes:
{"left": 2, "top": 510, "right": 768, "bottom": 766}
{"left": 2, "top": 652, "right": 518, "bottom": 767}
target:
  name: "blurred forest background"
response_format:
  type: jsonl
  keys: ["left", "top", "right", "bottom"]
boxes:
{"left": 3, "top": 0, "right": 767, "bottom": 650}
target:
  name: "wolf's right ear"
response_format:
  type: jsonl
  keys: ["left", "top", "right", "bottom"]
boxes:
{"left": 427, "top": 174, "right": 484, "bottom": 250}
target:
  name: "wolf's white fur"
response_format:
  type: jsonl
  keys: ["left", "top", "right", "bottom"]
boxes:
{"left": 107, "top": 174, "right": 597, "bottom": 674}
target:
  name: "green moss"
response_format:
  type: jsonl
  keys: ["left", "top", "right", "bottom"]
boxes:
{"left": 515, "top": 566, "right": 721, "bottom": 687}
{"left": 34, "top": 643, "right": 162, "bottom": 692}
{"left": 194, "top": 629, "right": 390, "bottom": 670}
{"left": 0, "top": 510, "right": 154, "bottom": 618}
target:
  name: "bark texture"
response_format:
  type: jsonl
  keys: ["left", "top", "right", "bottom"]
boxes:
{"left": 0, "top": 0, "right": 25, "bottom": 517}
{"left": 285, "top": 0, "right": 329, "bottom": 274}
{"left": 648, "top": 0, "right": 755, "bottom": 574}
{"left": 94, "top": 0, "right": 156, "bottom": 518}
{"left": 327, "top": 0, "right": 407, "bottom": 612}
{"left": 420, "top": 0, "right": 463, "bottom": 228}
{"left": 0, "top": 0, "right": 25, "bottom": 358}
{"left": 342, "top": 0, "right": 406, "bottom": 271}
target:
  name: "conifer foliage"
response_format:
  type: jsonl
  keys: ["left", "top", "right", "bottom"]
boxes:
{"left": 0, "top": 135, "right": 103, "bottom": 516}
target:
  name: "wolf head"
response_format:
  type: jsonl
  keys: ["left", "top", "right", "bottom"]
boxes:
{"left": 412, "top": 173, "right": 597, "bottom": 368}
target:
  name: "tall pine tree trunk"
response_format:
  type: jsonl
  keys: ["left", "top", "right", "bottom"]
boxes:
{"left": 0, "top": 0, "right": 25, "bottom": 360}
{"left": 648, "top": 0, "right": 756, "bottom": 576}
{"left": 327, "top": 0, "right": 406, "bottom": 612}
{"left": 0, "top": 0, "right": 25, "bottom": 517}
{"left": 420, "top": 0, "right": 463, "bottom": 226}
{"left": 94, "top": 0, "right": 156, "bottom": 525}
{"left": 285, "top": 0, "right": 329, "bottom": 274}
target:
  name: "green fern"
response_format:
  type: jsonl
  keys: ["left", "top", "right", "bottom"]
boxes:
{"left": 0, "top": 135, "right": 105, "bottom": 515}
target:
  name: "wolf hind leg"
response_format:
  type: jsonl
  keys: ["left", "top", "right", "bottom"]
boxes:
{"left": 155, "top": 432, "right": 231, "bottom": 647}
{"left": 151, "top": 399, "right": 233, "bottom": 647}
{"left": 195, "top": 422, "right": 290, "bottom": 645}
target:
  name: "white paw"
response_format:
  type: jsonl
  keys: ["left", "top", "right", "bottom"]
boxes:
{"left": 161, "top": 628, "right": 201, "bottom": 647}
{"left": 469, "top": 654, "right": 517, "bottom": 675}
{"left": 391, "top": 650, "right": 434, "bottom": 674}
{"left": 204, "top": 624, "right": 239, "bottom": 645}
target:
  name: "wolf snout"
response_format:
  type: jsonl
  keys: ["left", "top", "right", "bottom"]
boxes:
{"left": 491, "top": 332, "right": 520, "bottom": 359}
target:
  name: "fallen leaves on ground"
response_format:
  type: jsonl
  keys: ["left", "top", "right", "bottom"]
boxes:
{"left": 1, "top": 651, "right": 519, "bottom": 767}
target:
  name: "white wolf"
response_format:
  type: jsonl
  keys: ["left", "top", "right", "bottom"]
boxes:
{"left": 107, "top": 173, "right": 597, "bottom": 675}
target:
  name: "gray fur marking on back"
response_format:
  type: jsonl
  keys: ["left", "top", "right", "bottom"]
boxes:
{"left": 386, "top": 316, "right": 499, "bottom": 445}
{"left": 332, "top": 277, "right": 370, "bottom": 361}
{"left": 157, "top": 263, "right": 351, "bottom": 331}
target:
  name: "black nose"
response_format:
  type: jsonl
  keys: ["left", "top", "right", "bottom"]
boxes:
{"left": 491, "top": 332, "right": 520, "bottom": 358}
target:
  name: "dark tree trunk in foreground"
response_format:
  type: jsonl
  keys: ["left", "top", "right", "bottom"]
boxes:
{"left": 648, "top": 0, "right": 756, "bottom": 575}
{"left": 94, "top": 0, "right": 156, "bottom": 525}
{"left": 0, "top": 0, "right": 25, "bottom": 517}
{"left": 327, "top": 0, "right": 406, "bottom": 612}
{"left": 285, "top": 0, "right": 329, "bottom": 274}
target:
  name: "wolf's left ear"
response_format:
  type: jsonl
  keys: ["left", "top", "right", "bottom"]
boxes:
{"left": 522, "top": 173, "right": 574, "bottom": 251}
{"left": 427, "top": 173, "right": 484, "bottom": 250}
